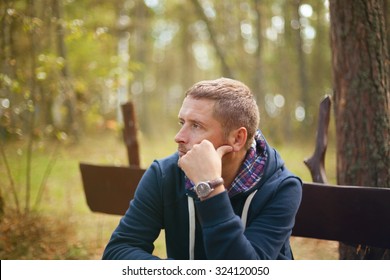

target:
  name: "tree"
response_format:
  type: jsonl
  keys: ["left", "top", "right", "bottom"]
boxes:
{"left": 329, "top": 0, "right": 390, "bottom": 259}
{"left": 190, "top": 0, "right": 233, "bottom": 78}
{"left": 53, "top": 0, "right": 79, "bottom": 138}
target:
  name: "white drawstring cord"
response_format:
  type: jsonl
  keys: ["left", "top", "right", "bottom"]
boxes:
{"left": 187, "top": 190, "right": 258, "bottom": 260}
{"left": 240, "top": 190, "right": 258, "bottom": 227}
{"left": 188, "top": 196, "right": 195, "bottom": 260}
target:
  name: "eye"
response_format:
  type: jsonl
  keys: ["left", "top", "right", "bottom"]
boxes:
{"left": 192, "top": 123, "right": 201, "bottom": 129}
{"left": 178, "top": 120, "right": 184, "bottom": 126}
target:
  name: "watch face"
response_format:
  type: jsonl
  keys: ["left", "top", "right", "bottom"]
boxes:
{"left": 195, "top": 182, "right": 212, "bottom": 198}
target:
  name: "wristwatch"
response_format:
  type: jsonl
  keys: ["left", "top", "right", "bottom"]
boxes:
{"left": 194, "top": 177, "right": 224, "bottom": 198}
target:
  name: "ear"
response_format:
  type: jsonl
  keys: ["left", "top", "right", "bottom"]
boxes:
{"left": 229, "top": 127, "right": 247, "bottom": 152}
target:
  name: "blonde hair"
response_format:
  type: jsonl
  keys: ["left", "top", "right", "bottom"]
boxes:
{"left": 185, "top": 77, "right": 259, "bottom": 149}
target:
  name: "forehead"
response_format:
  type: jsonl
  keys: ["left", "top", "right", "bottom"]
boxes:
{"left": 178, "top": 97, "right": 216, "bottom": 121}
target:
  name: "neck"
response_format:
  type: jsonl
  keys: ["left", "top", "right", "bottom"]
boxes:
{"left": 221, "top": 149, "right": 247, "bottom": 189}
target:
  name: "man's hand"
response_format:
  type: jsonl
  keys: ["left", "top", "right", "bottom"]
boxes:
{"left": 178, "top": 140, "right": 233, "bottom": 185}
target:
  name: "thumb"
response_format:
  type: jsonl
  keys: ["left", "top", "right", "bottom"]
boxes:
{"left": 216, "top": 145, "right": 233, "bottom": 158}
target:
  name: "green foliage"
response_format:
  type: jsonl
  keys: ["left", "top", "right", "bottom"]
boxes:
{"left": 0, "top": 212, "right": 91, "bottom": 260}
{"left": 0, "top": 0, "right": 332, "bottom": 143}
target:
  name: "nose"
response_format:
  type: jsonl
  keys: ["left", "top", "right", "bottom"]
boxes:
{"left": 174, "top": 126, "right": 187, "bottom": 144}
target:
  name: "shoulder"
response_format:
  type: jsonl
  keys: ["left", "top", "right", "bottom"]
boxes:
{"left": 145, "top": 152, "right": 185, "bottom": 199}
{"left": 134, "top": 153, "right": 183, "bottom": 205}
{"left": 153, "top": 153, "right": 179, "bottom": 169}
{"left": 263, "top": 143, "right": 301, "bottom": 184}
{"left": 149, "top": 153, "right": 181, "bottom": 179}
{"left": 258, "top": 145, "right": 302, "bottom": 199}
{"left": 139, "top": 153, "right": 180, "bottom": 183}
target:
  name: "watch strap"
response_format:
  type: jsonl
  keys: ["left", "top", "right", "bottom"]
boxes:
{"left": 208, "top": 177, "right": 224, "bottom": 188}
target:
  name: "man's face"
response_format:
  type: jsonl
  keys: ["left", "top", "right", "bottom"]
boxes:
{"left": 175, "top": 97, "right": 226, "bottom": 157}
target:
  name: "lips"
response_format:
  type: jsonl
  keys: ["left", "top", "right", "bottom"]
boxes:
{"left": 177, "top": 147, "right": 188, "bottom": 157}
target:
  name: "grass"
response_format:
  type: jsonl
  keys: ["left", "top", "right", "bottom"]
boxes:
{"left": 0, "top": 127, "right": 338, "bottom": 259}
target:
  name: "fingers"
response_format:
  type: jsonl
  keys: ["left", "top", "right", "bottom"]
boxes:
{"left": 177, "top": 140, "right": 233, "bottom": 170}
{"left": 177, "top": 140, "right": 232, "bottom": 182}
{"left": 181, "top": 140, "right": 233, "bottom": 159}
{"left": 216, "top": 145, "right": 233, "bottom": 158}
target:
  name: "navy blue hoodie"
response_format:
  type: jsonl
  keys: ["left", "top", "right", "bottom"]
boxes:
{"left": 102, "top": 142, "right": 302, "bottom": 260}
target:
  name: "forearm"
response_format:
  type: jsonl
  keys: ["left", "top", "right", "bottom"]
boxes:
{"left": 195, "top": 191, "right": 267, "bottom": 259}
{"left": 102, "top": 240, "right": 161, "bottom": 260}
{"left": 102, "top": 205, "right": 163, "bottom": 260}
{"left": 103, "top": 165, "right": 164, "bottom": 260}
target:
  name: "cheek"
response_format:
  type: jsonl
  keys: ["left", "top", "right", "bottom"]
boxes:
{"left": 207, "top": 134, "right": 228, "bottom": 149}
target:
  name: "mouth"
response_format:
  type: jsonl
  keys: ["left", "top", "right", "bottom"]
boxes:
{"left": 177, "top": 147, "right": 188, "bottom": 157}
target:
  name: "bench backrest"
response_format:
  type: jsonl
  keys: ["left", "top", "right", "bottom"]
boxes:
{"left": 80, "top": 163, "right": 144, "bottom": 215}
{"left": 293, "top": 182, "right": 390, "bottom": 248}
{"left": 79, "top": 163, "right": 390, "bottom": 249}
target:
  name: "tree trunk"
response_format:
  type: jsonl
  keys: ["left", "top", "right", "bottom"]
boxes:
{"left": 252, "top": 0, "right": 265, "bottom": 102}
{"left": 329, "top": 0, "right": 390, "bottom": 259}
{"left": 0, "top": 190, "right": 3, "bottom": 221}
{"left": 131, "top": 1, "right": 152, "bottom": 136}
{"left": 53, "top": 0, "right": 79, "bottom": 139}
{"left": 386, "top": 0, "right": 390, "bottom": 54}
{"left": 190, "top": 0, "right": 233, "bottom": 78}
{"left": 293, "top": 0, "right": 309, "bottom": 117}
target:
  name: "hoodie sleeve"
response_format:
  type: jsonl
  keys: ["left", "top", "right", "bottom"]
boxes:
{"left": 102, "top": 161, "right": 164, "bottom": 260}
{"left": 195, "top": 176, "right": 302, "bottom": 260}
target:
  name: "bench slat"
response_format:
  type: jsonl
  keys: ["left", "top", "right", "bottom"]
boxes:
{"left": 293, "top": 182, "right": 390, "bottom": 249}
{"left": 79, "top": 163, "right": 145, "bottom": 215}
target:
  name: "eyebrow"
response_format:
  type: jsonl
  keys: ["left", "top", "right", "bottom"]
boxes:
{"left": 178, "top": 116, "right": 207, "bottom": 128}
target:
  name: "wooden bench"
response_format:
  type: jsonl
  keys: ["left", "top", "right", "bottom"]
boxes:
{"left": 79, "top": 163, "right": 390, "bottom": 249}
{"left": 79, "top": 99, "right": 390, "bottom": 250}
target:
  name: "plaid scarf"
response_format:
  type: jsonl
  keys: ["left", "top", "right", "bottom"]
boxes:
{"left": 185, "top": 130, "right": 268, "bottom": 198}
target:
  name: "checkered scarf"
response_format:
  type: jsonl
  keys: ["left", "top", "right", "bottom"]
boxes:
{"left": 185, "top": 130, "right": 268, "bottom": 198}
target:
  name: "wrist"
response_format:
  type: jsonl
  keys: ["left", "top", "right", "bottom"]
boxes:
{"left": 199, "top": 184, "right": 225, "bottom": 201}
{"left": 194, "top": 177, "right": 224, "bottom": 200}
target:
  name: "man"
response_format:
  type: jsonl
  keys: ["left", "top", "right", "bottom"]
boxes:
{"left": 102, "top": 78, "right": 302, "bottom": 260}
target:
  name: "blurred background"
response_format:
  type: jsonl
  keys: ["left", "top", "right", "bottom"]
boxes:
{"left": 0, "top": 0, "right": 340, "bottom": 259}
